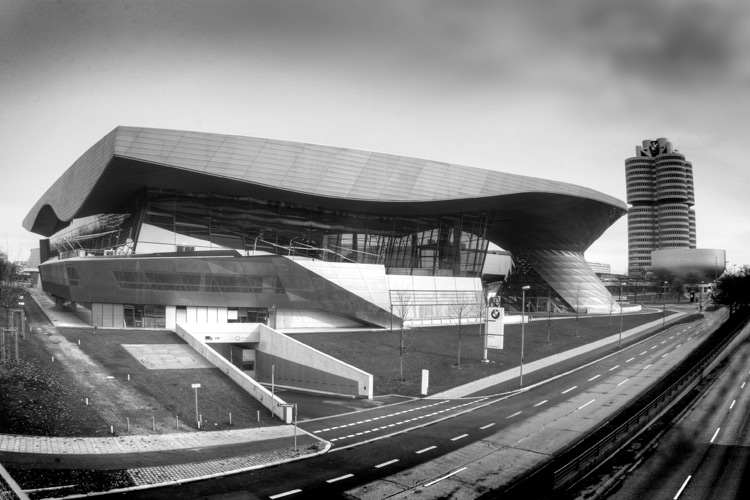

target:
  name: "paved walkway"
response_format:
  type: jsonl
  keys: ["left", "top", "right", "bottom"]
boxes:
{"left": 0, "top": 288, "right": 700, "bottom": 495}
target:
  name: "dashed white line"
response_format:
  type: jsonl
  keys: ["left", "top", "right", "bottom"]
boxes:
{"left": 506, "top": 411, "right": 522, "bottom": 419}
{"left": 270, "top": 489, "right": 303, "bottom": 499}
{"left": 640, "top": 351, "right": 648, "bottom": 355}
{"left": 617, "top": 378, "right": 629, "bottom": 386}
{"left": 651, "top": 345, "right": 658, "bottom": 350}
{"left": 643, "top": 364, "right": 652, "bottom": 370}
{"left": 578, "top": 399, "right": 595, "bottom": 410}
{"left": 588, "top": 374, "right": 601, "bottom": 381}
{"left": 534, "top": 400, "right": 548, "bottom": 407}
{"left": 375, "top": 459, "right": 399, "bottom": 468}
{"left": 609, "top": 365, "right": 620, "bottom": 371}
{"left": 710, "top": 428, "right": 721, "bottom": 443}
{"left": 674, "top": 475, "right": 692, "bottom": 499}
{"left": 742, "top": 381, "right": 746, "bottom": 389}
{"left": 626, "top": 357, "right": 635, "bottom": 363}
{"left": 327, "top": 474, "right": 354, "bottom": 484}
{"left": 730, "top": 400, "right": 736, "bottom": 410}
{"left": 662, "top": 353, "right": 669, "bottom": 358}
{"left": 451, "top": 434, "right": 469, "bottom": 441}
{"left": 562, "top": 386, "right": 578, "bottom": 394}
{"left": 480, "top": 423, "right": 496, "bottom": 430}
{"left": 416, "top": 445, "right": 437, "bottom": 454}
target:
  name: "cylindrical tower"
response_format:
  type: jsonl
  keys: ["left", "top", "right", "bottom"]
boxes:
{"left": 625, "top": 138, "right": 697, "bottom": 275}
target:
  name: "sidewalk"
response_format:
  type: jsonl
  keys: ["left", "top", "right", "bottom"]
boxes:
{"left": 0, "top": 289, "right": 701, "bottom": 495}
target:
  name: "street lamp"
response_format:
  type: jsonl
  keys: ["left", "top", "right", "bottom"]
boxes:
{"left": 699, "top": 281, "right": 704, "bottom": 313}
{"left": 520, "top": 285, "right": 531, "bottom": 387}
{"left": 662, "top": 281, "right": 668, "bottom": 327}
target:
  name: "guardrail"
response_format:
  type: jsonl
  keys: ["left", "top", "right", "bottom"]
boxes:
{"left": 0, "top": 463, "right": 29, "bottom": 500}
{"left": 552, "top": 312, "right": 750, "bottom": 492}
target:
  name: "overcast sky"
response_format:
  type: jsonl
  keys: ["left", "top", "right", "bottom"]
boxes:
{"left": 1, "top": 0, "right": 749, "bottom": 274}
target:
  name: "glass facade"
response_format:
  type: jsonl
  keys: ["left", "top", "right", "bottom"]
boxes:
{"left": 135, "top": 189, "right": 492, "bottom": 278}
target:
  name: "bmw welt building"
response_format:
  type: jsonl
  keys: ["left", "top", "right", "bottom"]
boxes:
{"left": 24, "top": 126, "right": 627, "bottom": 332}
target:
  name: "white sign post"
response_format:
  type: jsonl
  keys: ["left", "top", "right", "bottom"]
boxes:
{"left": 487, "top": 307, "right": 505, "bottom": 349}
{"left": 421, "top": 369, "right": 429, "bottom": 396}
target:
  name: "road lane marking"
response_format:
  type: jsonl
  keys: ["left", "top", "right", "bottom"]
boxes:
{"left": 451, "top": 434, "right": 468, "bottom": 441}
{"left": 588, "top": 374, "right": 600, "bottom": 381}
{"left": 375, "top": 459, "right": 399, "bottom": 468}
{"left": 423, "top": 467, "right": 468, "bottom": 487}
{"left": 742, "top": 381, "right": 746, "bottom": 389}
{"left": 609, "top": 365, "right": 620, "bottom": 371}
{"left": 506, "top": 411, "right": 522, "bottom": 419}
{"left": 710, "top": 428, "right": 721, "bottom": 443}
{"left": 662, "top": 353, "right": 669, "bottom": 358}
{"left": 643, "top": 364, "right": 652, "bottom": 370}
{"left": 562, "top": 386, "right": 578, "bottom": 394}
{"left": 626, "top": 357, "right": 634, "bottom": 362}
{"left": 327, "top": 474, "right": 354, "bottom": 483}
{"left": 270, "top": 490, "right": 303, "bottom": 499}
{"left": 651, "top": 345, "right": 657, "bottom": 349}
{"left": 730, "top": 399, "right": 736, "bottom": 410}
{"left": 674, "top": 475, "right": 692, "bottom": 499}
{"left": 416, "top": 446, "right": 437, "bottom": 454}
{"left": 617, "top": 378, "right": 629, "bottom": 386}
{"left": 640, "top": 351, "right": 648, "bottom": 355}
{"left": 578, "top": 399, "right": 595, "bottom": 410}
{"left": 534, "top": 400, "right": 548, "bottom": 407}
{"left": 480, "top": 423, "right": 496, "bottom": 430}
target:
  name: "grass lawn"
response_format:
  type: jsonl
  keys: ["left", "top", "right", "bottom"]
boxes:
{"left": 291, "top": 310, "right": 678, "bottom": 397}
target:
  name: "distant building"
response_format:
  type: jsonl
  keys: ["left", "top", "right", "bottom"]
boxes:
{"left": 625, "top": 138, "right": 724, "bottom": 280}
{"left": 587, "top": 262, "right": 611, "bottom": 275}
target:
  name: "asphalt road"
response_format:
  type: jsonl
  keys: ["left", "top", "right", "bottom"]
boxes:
{"left": 106, "top": 313, "right": 721, "bottom": 499}
{"left": 606, "top": 339, "right": 750, "bottom": 500}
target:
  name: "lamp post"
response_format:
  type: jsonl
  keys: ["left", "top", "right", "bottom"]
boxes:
{"left": 699, "top": 280, "right": 704, "bottom": 313}
{"left": 663, "top": 281, "right": 668, "bottom": 327}
{"left": 520, "top": 285, "right": 531, "bottom": 387}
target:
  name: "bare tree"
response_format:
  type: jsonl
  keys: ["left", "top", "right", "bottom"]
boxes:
{"left": 572, "top": 282, "right": 583, "bottom": 338}
{"left": 607, "top": 289, "right": 618, "bottom": 329}
{"left": 448, "top": 292, "right": 479, "bottom": 367}
{"left": 391, "top": 289, "right": 414, "bottom": 382}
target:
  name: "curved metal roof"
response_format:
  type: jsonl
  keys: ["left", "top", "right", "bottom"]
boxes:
{"left": 24, "top": 126, "right": 627, "bottom": 251}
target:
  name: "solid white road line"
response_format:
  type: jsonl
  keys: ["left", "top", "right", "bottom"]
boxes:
{"left": 710, "top": 427, "right": 721, "bottom": 443}
{"left": 562, "top": 386, "right": 577, "bottom": 394}
{"left": 375, "top": 459, "right": 399, "bottom": 468}
{"left": 417, "top": 445, "right": 437, "bottom": 454}
{"left": 674, "top": 475, "right": 692, "bottom": 499}
{"left": 270, "top": 489, "right": 303, "bottom": 499}
{"left": 326, "top": 474, "right": 354, "bottom": 483}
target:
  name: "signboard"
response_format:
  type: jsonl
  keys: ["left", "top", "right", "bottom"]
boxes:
{"left": 487, "top": 307, "right": 504, "bottom": 349}
{"left": 191, "top": 383, "right": 201, "bottom": 389}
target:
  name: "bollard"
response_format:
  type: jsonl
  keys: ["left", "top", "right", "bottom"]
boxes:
{"left": 85, "top": 398, "right": 89, "bottom": 406}
{"left": 229, "top": 412, "right": 232, "bottom": 426}
{"left": 176, "top": 415, "right": 179, "bottom": 429}
{"left": 127, "top": 374, "right": 130, "bottom": 381}
{"left": 110, "top": 426, "right": 114, "bottom": 435}
{"left": 152, "top": 416, "right": 155, "bottom": 432}
{"left": 126, "top": 418, "right": 130, "bottom": 432}
{"left": 257, "top": 410, "right": 260, "bottom": 423}
{"left": 52, "top": 356, "right": 54, "bottom": 362}
{"left": 78, "top": 339, "right": 80, "bottom": 345}
{"left": 94, "top": 325, "right": 97, "bottom": 335}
